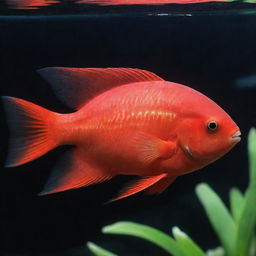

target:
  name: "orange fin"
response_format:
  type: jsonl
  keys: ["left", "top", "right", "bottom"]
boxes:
{"left": 134, "top": 133, "right": 176, "bottom": 165}
{"left": 39, "top": 148, "right": 112, "bottom": 195}
{"left": 109, "top": 173, "right": 168, "bottom": 202}
{"left": 2, "top": 96, "right": 57, "bottom": 167}
{"left": 144, "top": 176, "right": 177, "bottom": 195}
{"left": 38, "top": 67, "right": 164, "bottom": 109}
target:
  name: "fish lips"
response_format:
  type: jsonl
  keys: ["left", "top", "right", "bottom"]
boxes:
{"left": 230, "top": 130, "right": 241, "bottom": 144}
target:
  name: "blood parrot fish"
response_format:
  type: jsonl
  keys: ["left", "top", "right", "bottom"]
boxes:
{"left": 3, "top": 68, "right": 241, "bottom": 202}
{"left": 82, "top": 0, "right": 228, "bottom": 5}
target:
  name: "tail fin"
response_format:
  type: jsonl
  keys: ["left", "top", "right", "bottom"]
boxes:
{"left": 2, "top": 96, "right": 58, "bottom": 167}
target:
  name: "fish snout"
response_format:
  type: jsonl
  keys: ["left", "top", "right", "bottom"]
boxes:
{"left": 230, "top": 130, "right": 241, "bottom": 144}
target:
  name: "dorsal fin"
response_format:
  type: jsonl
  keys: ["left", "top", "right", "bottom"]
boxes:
{"left": 38, "top": 67, "right": 164, "bottom": 110}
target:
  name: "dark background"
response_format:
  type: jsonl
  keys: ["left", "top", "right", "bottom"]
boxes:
{"left": 0, "top": 2, "right": 256, "bottom": 255}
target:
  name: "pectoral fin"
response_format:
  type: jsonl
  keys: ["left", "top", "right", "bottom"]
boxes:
{"left": 109, "top": 173, "right": 168, "bottom": 203}
{"left": 134, "top": 133, "right": 176, "bottom": 165}
{"left": 144, "top": 176, "right": 177, "bottom": 195}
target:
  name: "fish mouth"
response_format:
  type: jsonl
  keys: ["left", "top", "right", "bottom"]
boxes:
{"left": 230, "top": 130, "right": 241, "bottom": 144}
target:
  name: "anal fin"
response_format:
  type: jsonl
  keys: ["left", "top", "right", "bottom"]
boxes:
{"left": 39, "top": 148, "right": 112, "bottom": 195}
{"left": 144, "top": 176, "right": 177, "bottom": 195}
{"left": 109, "top": 173, "right": 168, "bottom": 202}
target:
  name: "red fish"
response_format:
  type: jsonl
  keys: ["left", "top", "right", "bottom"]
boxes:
{"left": 6, "top": 0, "right": 58, "bottom": 9}
{"left": 3, "top": 68, "right": 241, "bottom": 201}
{"left": 82, "top": 0, "right": 228, "bottom": 5}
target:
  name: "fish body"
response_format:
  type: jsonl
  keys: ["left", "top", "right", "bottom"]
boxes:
{"left": 3, "top": 68, "right": 240, "bottom": 201}
{"left": 59, "top": 81, "right": 234, "bottom": 175}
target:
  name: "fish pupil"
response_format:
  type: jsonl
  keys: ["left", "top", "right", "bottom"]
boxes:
{"left": 207, "top": 121, "right": 218, "bottom": 131}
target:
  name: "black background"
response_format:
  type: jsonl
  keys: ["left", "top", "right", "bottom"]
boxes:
{"left": 0, "top": 3, "right": 256, "bottom": 256}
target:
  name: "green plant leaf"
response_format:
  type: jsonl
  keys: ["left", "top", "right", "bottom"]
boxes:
{"left": 196, "top": 183, "right": 236, "bottom": 256}
{"left": 172, "top": 227, "right": 206, "bottom": 256}
{"left": 230, "top": 188, "right": 244, "bottom": 223}
{"left": 102, "top": 221, "right": 186, "bottom": 256}
{"left": 248, "top": 128, "right": 256, "bottom": 187}
{"left": 243, "top": 0, "right": 256, "bottom": 3}
{"left": 87, "top": 242, "right": 118, "bottom": 256}
{"left": 249, "top": 236, "right": 256, "bottom": 256}
{"left": 234, "top": 186, "right": 256, "bottom": 256}
{"left": 234, "top": 128, "right": 256, "bottom": 256}
{"left": 206, "top": 247, "right": 225, "bottom": 256}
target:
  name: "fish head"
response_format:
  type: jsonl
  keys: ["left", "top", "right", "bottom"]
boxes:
{"left": 177, "top": 107, "right": 241, "bottom": 163}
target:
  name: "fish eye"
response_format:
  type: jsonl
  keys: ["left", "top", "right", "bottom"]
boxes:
{"left": 207, "top": 121, "right": 219, "bottom": 132}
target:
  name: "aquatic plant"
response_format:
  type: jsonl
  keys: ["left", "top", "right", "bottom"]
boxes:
{"left": 87, "top": 128, "right": 256, "bottom": 256}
